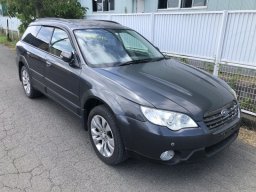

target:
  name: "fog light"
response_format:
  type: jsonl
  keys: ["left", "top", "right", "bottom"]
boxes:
{"left": 160, "top": 150, "right": 175, "bottom": 161}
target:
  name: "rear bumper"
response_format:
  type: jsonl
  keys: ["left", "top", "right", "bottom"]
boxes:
{"left": 117, "top": 115, "right": 241, "bottom": 164}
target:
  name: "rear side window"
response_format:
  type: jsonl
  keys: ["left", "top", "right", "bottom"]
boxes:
{"left": 50, "top": 28, "right": 74, "bottom": 57}
{"left": 22, "top": 26, "right": 41, "bottom": 46}
{"left": 36, "top": 27, "right": 54, "bottom": 51}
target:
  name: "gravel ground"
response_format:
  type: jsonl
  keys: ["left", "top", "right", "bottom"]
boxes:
{"left": 0, "top": 45, "right": 256, "bottom": 192}
{"left": 239, "top": 128, "right": 256, "bottom": 148}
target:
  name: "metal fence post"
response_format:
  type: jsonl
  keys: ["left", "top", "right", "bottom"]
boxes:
{"left": 6, "top": 18, "right": 10, "bottom": 41}
{"left": 213, "top": 11, "right": 229, "bottom": 76}
{"left": 150, "top": 13, "right": 155, "bottom": 43}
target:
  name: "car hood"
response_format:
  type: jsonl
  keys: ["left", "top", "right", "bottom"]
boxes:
{"left": 95, "top": 59, "right": 235, "bottom": 121}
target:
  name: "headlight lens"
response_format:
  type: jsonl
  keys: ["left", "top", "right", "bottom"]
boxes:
{"left": 230, "top": 88, "right": 237, "bottom": 99}
{"left": 141, "top": 106, "right": 198, "bottom": 131}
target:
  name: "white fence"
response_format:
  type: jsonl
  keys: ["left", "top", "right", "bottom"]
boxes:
{"left": 0, "top": 16, "right": 21, "bottom": 34}
{"left": 87, "top": 11, "right": 256, "bottom": 71}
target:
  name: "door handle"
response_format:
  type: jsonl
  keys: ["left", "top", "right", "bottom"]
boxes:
{"left": 46, "top": 61, "right": 53, "bottom": 67}
{"left": 27, "top": 51, "right": 31, "bottom": 56}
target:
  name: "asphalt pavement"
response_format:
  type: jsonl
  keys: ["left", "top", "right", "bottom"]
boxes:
{"left": 0, "top": 45, "right": 256, "bottom": 192}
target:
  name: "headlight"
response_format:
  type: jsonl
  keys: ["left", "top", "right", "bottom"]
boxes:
{"left": 141, "top": 106, "right": 198, "bottom": 131}
{"left": 230, "top": 88, "right": 237, "bottom": 99}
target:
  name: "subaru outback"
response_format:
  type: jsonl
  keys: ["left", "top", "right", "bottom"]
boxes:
{"left": 16, "top": 19, "right": 241, "bottom": 165}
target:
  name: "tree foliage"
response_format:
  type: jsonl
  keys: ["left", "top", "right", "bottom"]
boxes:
{"left": 0, "top": 0, "right": 87, "bottom": 32}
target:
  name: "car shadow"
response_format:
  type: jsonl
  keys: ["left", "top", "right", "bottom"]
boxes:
{"left": 109, "top": 143, "right": 256, "bottom": 191}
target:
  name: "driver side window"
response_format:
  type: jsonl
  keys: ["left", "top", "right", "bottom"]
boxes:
{"left": 50, "top": 28, "right": 74, "bottom": 57}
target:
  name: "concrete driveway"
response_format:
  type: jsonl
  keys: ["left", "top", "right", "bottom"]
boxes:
{"left": 0, "top": 45, "right": 256, "bottom": 192}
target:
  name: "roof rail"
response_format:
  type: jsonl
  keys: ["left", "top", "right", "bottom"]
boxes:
{"left": 34, "top": 18, "right": 121, "bottom": 26}
{"left": 35, "top": 17, "right": 69, "bottom": 22}
{"left": 93, "top": 20, "right": 120, "bottom": 24}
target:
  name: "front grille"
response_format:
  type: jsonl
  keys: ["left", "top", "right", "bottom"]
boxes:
{"left": 204, "top": 101, "right": 239, "bottom": 130}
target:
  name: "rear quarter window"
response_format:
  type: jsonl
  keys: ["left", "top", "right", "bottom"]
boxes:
{"left": 22, "top": 25, "right": 41, "bottom": 45}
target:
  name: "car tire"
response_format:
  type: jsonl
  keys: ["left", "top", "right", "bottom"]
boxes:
{"left": 21, "top": 66, "right": 41, "bottom": 98}
{"left": 88, "top": 105, "right": 127, "bottom": 165}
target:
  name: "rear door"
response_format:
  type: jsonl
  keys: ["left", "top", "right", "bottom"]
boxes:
{"left": 45, "top": 28, "right": 81, "bottom": 115}
{"left": 22, "top": 26, "right": 54, "bottom": 93}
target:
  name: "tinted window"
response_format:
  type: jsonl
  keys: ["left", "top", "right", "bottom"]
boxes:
{"left": 22, "top": 26, "right": 41, "bottom": 46}
{"left": 50, "top": 28, "right": 73, "bottom": 57}
{"left": 36, "top": 27, "right": 54, "bottom": 51}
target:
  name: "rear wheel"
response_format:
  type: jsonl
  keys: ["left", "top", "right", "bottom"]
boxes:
{"left": 21, "top": 66, "right": 41, "bottom": 98}
{"left": 88, "top": 105, "right": 127, "bottom": 165}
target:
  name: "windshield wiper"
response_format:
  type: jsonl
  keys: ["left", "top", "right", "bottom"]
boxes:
{"left": 119, "top": 57, "right": 165, "bottom": 66}
{"left": 119, "top": 60, "right": 144, "bottom": 66}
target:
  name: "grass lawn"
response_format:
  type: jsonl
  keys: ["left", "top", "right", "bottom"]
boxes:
{"left": 0, "top": 34, "right": 18, "bottom": 49}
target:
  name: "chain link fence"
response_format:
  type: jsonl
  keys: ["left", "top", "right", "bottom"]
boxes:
{"left": 219, "top": 65, "right": 256, "bottom": 114}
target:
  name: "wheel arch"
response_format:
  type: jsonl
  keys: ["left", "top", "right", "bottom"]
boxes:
{"left": 82, "top": 95, "right": 119, "bottom": 131}
{"left": 18, "top": 56, "right": 30, "bottom": 81}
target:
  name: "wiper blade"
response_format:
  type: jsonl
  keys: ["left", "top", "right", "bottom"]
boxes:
{"left": 119, "top": 60, "right": 144, "bottom": 66}
{"left": 119, "top": 57, "right": 165, "bottom": 66}
{"left": 151, "top": 57, "right": 165, "bottom": 62}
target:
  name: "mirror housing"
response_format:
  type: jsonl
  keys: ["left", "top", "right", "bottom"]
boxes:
{"left": 60, "top": 51, "right": 80, "bottom": 68}
{"left": 60, "top": 51, "right": 73, "bottom": 63}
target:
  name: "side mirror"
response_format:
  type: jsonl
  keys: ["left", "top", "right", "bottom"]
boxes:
{"left": 60, "top": 51, "right": 73, "bottom": 63}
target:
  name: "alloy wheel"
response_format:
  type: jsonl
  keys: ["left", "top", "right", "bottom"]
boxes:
{"left": 90, "top": 115, "right": 115, "bottom": 157}
{"left": 22, "top": 69, "right": 31, "bottom": 95}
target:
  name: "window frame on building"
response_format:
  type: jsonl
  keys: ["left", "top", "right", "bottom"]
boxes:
{"left": 92, "top": 0, "right": 115, "bottom": 13}
{"left": 158, "top": 0, "right": 208, "bottom": 10}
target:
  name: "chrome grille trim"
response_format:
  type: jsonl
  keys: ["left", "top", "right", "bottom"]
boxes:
{"left": 204, "top": 101, "right": 239, "bottom": 130}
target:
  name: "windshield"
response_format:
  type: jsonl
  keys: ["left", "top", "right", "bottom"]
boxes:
{"left": 74, "top": 29, "right": 164, "bottom": 67}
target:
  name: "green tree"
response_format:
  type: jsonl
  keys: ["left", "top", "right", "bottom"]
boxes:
{"left": 0, "top": 0, "right": 87, "bottom": 32}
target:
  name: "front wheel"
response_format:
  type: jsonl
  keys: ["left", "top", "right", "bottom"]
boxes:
{"left": 88, "top": 105, "right": 127, "bottom": 165}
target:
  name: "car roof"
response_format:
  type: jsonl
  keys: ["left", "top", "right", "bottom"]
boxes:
{"left": 30, "top": 18, "right": 129, "bottom": 30}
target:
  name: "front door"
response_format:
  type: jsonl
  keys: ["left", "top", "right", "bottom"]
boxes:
{"left": 45, "top": 28, "right": 81, "bottom": 115}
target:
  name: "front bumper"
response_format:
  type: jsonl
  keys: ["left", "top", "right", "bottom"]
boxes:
{"left": 117, "top": 115, "right": 241, "bottom": 164}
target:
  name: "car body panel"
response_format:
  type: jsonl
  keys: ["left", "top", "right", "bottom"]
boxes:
{"left": 116, "top": 113, "right": 240, "bottom": 164}
{"left": 17, "top": 42, "right": 47, "bottom": 93}
{"left": 95, "top": 59, "right": 234, "bottom": 121}
{"left": 45, "top": 54, "right": 81, "bottom": 114}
